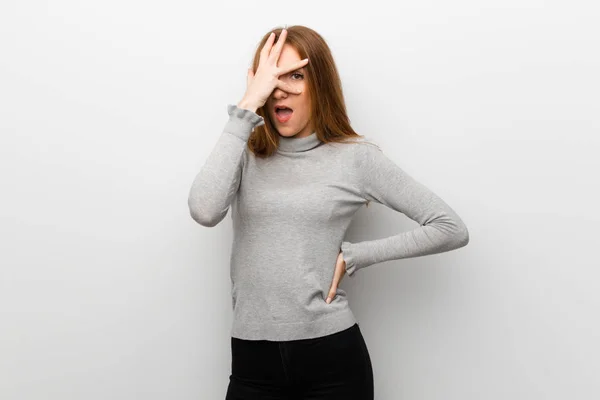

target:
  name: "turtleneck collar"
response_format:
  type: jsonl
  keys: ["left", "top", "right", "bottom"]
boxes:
{"left": 277, "top": 131, "right": 322, "bottom": 153}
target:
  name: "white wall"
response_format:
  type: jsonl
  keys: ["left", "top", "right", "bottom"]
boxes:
{"left": 1, "top": 1, "right": 598, "bottom": 399}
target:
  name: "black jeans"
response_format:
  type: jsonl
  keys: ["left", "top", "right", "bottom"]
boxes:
{"left": 225, "top": 323, "right": 374, "bottom": 400}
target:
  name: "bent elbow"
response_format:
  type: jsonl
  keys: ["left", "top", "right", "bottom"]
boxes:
{"left": 188, "top": 198, "right": 226, "bottom": 227}
{"left": 458, "top": 224, "right": 469, "bottom": 248}
{"left": 440, "top": 215, "right": 469, "bottom": 250}
{"left": 449, "top": 216, "right": 469, "bottom": 249}
{"left": 189, "top": 209, "right": 221, "bottom": 227}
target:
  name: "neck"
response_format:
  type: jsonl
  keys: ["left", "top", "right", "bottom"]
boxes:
{"left": 277, "top": 131, "right": 322, "bottom": 153}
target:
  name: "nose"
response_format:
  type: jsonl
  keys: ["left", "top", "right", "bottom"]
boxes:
{"left": 271, "top": 86, "right": 289, "bottom": 100}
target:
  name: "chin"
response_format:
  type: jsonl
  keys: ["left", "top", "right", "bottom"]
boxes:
{"left": 277, "top": 128, "right": 298, "bottom": 137}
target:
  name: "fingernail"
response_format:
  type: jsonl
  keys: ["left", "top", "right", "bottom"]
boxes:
{"left": 326, "top": 297, "right": 331, "bottom": 304}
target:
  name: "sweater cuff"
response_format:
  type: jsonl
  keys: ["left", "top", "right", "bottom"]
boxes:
{"left": 225, "top": 104, "right": 266, "bottom": 141}
{"left": 341, "top": 241, "right": 359, "bottom": 278}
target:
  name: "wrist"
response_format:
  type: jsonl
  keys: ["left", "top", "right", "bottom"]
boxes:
{"left": 237, "top": 98, "right": 261, "bottom": 113}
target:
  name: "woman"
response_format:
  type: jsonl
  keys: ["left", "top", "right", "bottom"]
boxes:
{"left": 188, "top": 25, "right": 469, "bottom": 400}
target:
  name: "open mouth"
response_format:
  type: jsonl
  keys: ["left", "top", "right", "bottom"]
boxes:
{"left": 274, "top": 105, "right": 294, "bottom": 123}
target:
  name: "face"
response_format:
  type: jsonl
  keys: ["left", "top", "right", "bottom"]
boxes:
{"left": 266, "top": 44, "right": 312, "bottom": 138}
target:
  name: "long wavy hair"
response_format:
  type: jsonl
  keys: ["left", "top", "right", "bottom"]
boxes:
{"left": 246, "top": 25, "right": 364, "bottom": 158}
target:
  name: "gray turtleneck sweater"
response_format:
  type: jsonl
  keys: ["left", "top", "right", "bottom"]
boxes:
{"left": 188, "top": 104, "right": 469, "bottom": 341}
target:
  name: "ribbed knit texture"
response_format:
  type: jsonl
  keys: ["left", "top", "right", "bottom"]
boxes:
{"left": 188, "top": 104, "right": 469, "bottom": 340}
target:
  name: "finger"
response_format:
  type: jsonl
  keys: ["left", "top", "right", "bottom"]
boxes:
{"left": 259, "top": 32, "right": 276, "bottom": 64}
{"left": 326, "top": 269, "right": 343, "bottom": 305}
{"left": 326, "top": 286, "right": 337, "bottom": 304}
{"left": 269, "top": 29, "right": 288, "bottom": 64}
{"left": 276, "top": 80, "right": 302, "bottom": 94}
{"left": 339, "top": 252, "right": 347, "bottom": 283}
{"left": 246, "top": 67, "right": 253, "bottom": 87}
{"left": 277, "top": 58, "right": 309, "bottom": 76}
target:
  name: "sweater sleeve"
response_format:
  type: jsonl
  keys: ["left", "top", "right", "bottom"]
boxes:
{"left": 187, "top": 104, "right": 265, "bottom": 227}
{"left": 340, "top": 140, "right": 469, "bottom": 277}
